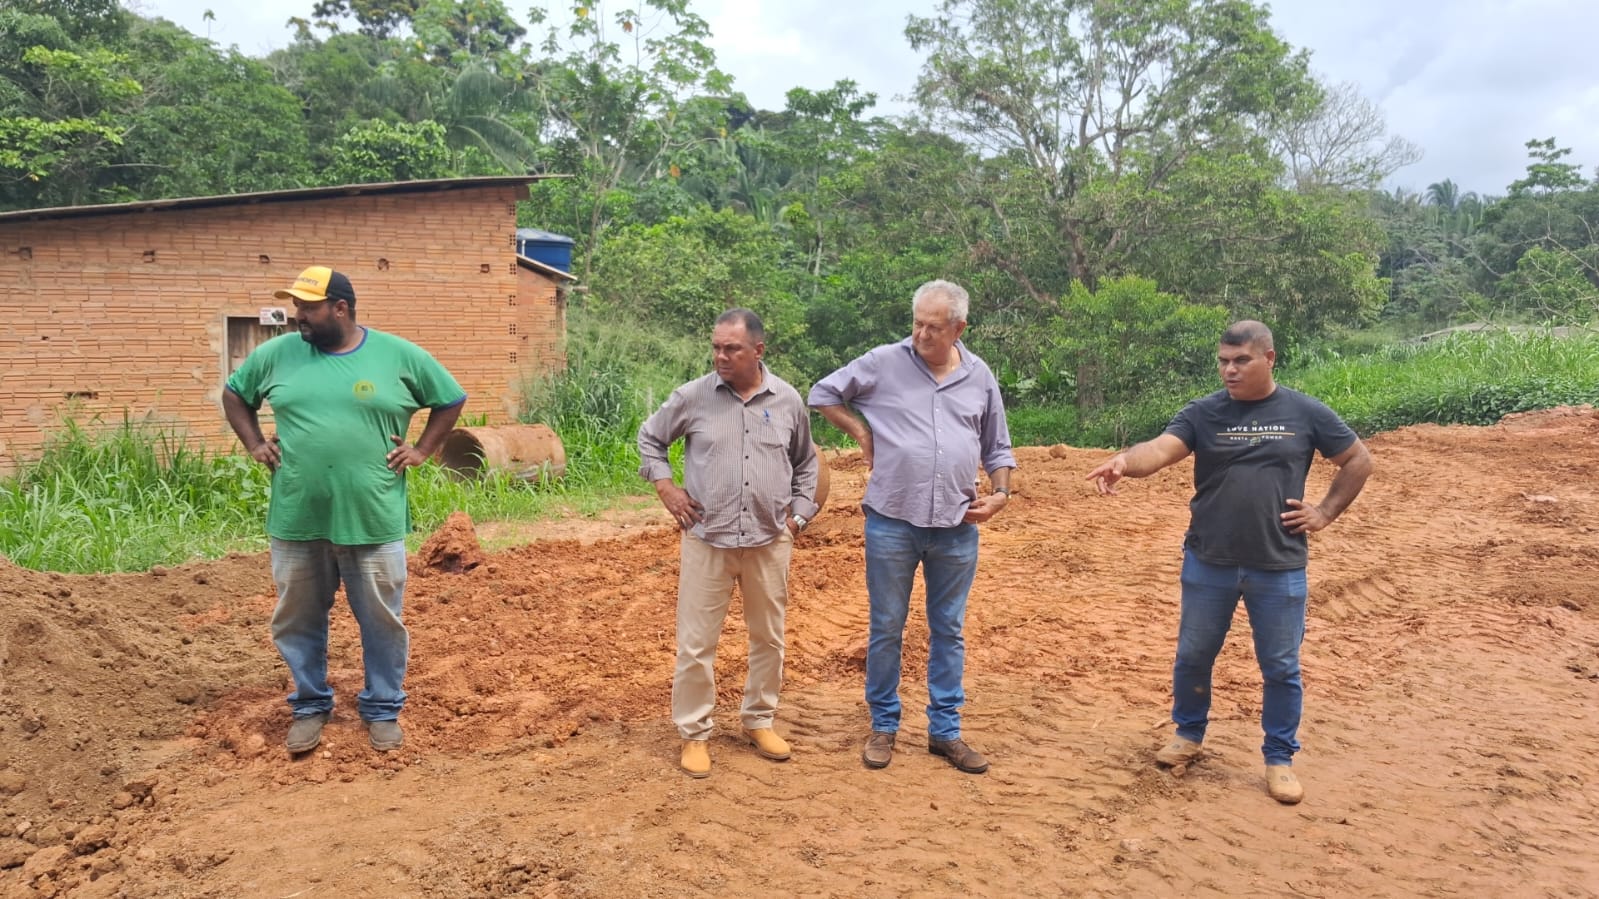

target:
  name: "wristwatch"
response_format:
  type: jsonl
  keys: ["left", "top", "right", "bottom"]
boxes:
{"left": 993, "top": 487, "right": 1011, "bottom": 497}
{"left": 790, "top": 514, "right": 809, "bottom": 532}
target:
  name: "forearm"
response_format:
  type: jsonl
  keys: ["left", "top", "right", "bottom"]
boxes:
{"left": 1118, "top": 436, "right": 1184, "bottom": 478}
{"left": 790, "top": 449, "right": 820, "bottom": 519}
{"left": 1317, "top": 449, "right": 1373, "bottom": 521}
{"left": 222, "top": 391, "right": 266, "bottom": 449}
{"left": 988, "top": 466, "right": 1013, "bottom": 493}
{"left": 413, "top": 402, "right": 464, "bottom": 456}
{"left": 813, "top": 404, "right": 868, "bottom": 444}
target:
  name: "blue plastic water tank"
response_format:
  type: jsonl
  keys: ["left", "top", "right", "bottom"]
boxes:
{"left": 516, "top": 228, "right": 576, "bottom": 272}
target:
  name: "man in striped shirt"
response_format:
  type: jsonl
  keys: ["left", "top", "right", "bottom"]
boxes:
{"left": 638, "top": 308, "right": 821, "bottom": 778}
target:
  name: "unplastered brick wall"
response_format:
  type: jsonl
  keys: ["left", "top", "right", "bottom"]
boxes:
{"left": 0, "top": 184, "right": 567, "bottom": 471}
{"left": 515, "top": 265, "right": 568, "bottom": 398}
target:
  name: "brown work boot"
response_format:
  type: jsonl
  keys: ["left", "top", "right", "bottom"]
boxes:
{"left": 928, "top": 737, "right": 989, "bottom": 774}
{"left": 1156, "top": 736, "right": 1203, "bottom": 767}
{"left": 365, "top": 719, "right": 404, "bottom": 752}
{"left": 680, "top": 739, "right": 711, "bottom": 778}
{"left": 1266, "top": 765, "right": 1304, "bottom": 804}
{"left": 742, "top": 727, "right": 792, "bottom": 761}
{"left": 285, "top": 712, "right": 328, "bottom": 754}
{"left": 861, "top": 731, "right": 895, "bottom": 769}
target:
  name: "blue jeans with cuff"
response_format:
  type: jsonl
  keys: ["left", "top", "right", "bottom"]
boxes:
{"left": 863, "top": 508, "right": 980, "bottom": 740}
{"left": 1172, "top": 549, "right": 1308, "bottom": 765}
{"left": 269, "top": 538, "right": 410, "bottom": 722}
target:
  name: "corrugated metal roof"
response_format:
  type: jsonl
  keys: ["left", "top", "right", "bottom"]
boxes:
{"left": 0, "top": 175, "right": 558, "bottom": 223}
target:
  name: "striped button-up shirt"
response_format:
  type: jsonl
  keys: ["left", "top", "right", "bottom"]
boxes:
{"left": 638, "top": 365, "right": 820, "bottom": 549}
{"left": 808, "top": 337, "right": 1015, "bottom": 529}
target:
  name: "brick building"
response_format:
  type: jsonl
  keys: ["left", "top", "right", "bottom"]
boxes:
{"left": 0, "top": 177, "right": 575, "bottom": 472}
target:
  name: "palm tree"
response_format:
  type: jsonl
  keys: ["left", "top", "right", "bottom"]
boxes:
{"left": 1425, "top": 178, "right": 1460, "bottom": 212}
{"left": 434, "top": 63, "right": 538, "bottom": 172}
{"left": 367, "top": 62, "right": 539, "bottom": 173}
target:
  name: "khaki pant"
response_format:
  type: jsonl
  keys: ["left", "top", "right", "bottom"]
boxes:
{"left": 672, "top": 531, "right": 794, "bottom": 740}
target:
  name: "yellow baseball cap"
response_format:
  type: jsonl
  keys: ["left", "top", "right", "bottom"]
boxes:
{"left": 274, "top": 265, "right": 356, "bottom": 303}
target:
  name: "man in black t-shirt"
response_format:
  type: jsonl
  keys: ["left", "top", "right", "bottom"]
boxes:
{"left": 1085, "top": 321, "right": 1373, "bottom": 804}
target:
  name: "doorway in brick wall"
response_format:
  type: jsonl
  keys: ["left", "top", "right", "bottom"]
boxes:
{"left": 225, "top": 316, "right": 293, "bottom": 376}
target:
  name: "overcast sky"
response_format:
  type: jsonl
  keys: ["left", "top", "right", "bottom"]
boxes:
{"left": 128, "top": 0, "right": 1599, "bottom": 196}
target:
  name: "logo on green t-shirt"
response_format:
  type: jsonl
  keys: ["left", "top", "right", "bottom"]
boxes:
{"left": 353, "top": 380, "right": 377, "bottom": 401}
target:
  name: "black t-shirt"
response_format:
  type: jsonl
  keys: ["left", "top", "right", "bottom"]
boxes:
{"left": 1163, "top": 386, "right": 1358, "bottom": 570}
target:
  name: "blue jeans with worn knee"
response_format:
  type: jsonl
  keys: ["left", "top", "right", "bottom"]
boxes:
{"left": 863, "top": 507, "right": 980, "bottom": 740}
{"left": 1172, "top": 549, "right": 1308, "bottom": 765}
{"left": 269, "top": 538, "right": 410, "bottom": 722}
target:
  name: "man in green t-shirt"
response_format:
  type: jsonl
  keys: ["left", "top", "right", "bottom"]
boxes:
{"left": 223, "top": 265, "right": 466, "bottom": 755}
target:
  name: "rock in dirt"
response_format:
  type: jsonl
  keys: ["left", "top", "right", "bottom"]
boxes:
{"left": 0, "top": 771, "right": 26, "bottom": 795}
{"left": 22, "top": 844, "right": 71, "bottom": 879}
{"left": 70, "top": 825, "right": 112, "bottom": 855}
{"left": 416, "top": 511, "right": 487, "bottom": 574}
{"left": 0, "top": 838, "right": 33, "bottom": 869}
{"left": 844, "top": 637, "right": 868, "bottom": 670}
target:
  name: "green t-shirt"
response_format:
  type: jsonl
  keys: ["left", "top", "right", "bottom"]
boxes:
{"left": 226, "top": 327, "right": 466, "bottom": 545}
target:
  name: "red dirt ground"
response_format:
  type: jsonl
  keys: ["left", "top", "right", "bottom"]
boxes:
{"left": 2, "top": 409, "right": 1597, "bottom": 897}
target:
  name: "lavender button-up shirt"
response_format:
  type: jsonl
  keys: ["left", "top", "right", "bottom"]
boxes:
{"left": 809, "top": 337, "right": 1015, "bottom": 528}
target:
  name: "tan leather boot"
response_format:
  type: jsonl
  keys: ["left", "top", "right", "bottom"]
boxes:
{"left": 1156, "top": 736, "right": 1203, "bottom": 767}
{"left": 680, "top": 739, "right": 711, "bottom": 778}
{"left": 1266, "top": 765, "right": 1304, "bottom": 804}
{"left": 742, "top": 728, "right": 792, "bottom": 761}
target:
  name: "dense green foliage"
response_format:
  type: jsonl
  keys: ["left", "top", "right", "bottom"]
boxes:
{"left": 6, "top": 0, "right": 1595, "bottom": 366}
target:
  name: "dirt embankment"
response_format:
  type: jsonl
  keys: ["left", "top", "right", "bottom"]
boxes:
{"left": 2, "top": 408, "right": 1597, "bottom": 897}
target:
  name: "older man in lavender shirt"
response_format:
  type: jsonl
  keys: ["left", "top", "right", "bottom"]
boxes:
{"left": 809, "top": 280, "right": 1016, "bottom": 775}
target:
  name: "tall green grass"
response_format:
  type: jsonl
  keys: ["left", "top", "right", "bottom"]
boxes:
{"left": 1288, "top": 329, "right": 1599, "bottom": 434}
{"left": 0, "top": 417, "right": 272, "bottom": 572}
{"left": 516, "top": 311, "right": 710, "bottom": 490}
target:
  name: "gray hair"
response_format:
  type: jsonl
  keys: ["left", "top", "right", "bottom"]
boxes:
{"left": 911, "top": 279, "right": 970, "bottom": 324}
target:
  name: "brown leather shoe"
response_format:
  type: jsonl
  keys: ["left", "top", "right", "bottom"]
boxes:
{"left": 862, "top": 731, "right": 895, "bottom": 769}
{"left": 928, "top": 737, "right": 989, "bottom": 774}
{"left": 742, "top": 727, "right": 792, "bottom": 761}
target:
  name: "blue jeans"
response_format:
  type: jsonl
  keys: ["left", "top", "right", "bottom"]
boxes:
{"left": 269, "top": 538, "right": 410, "bottom": 722}
{"left": 1173, "top": 550, "right": 1308, "bottom": 765}
{"left": 863, "top": 508, "right": 980, "bottom": 740}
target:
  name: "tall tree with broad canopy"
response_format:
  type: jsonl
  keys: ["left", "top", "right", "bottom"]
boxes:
{"left": 905, "top": 0, "right": 1317, "bottom": 299}
{"left": 527, "top": 0, "right": 732, "bottom": 280}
